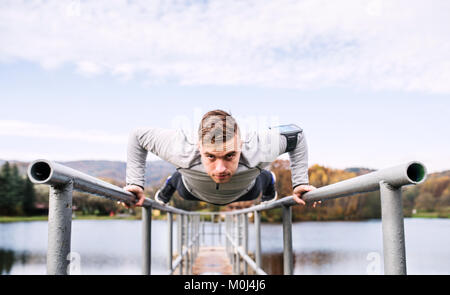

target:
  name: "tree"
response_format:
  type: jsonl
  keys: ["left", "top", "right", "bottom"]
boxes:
{"left": 0, "top": 162, "right": 14, "bottom": 215}
{"left": 415, "top": 192, "right": 436, "bottom": 212}
{"left": 22, "top": 178, "right": 36, "bottom": 216}
{"left": 9, "top": 165, "right": 24, "bottom": 215}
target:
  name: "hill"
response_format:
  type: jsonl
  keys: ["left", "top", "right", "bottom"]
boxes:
{"left": 0, "top": 159, "right": 176, "bottom": 188}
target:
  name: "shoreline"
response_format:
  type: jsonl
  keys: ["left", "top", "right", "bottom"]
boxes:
{"left": 1, "top": 213, "right": 448, "bottom": 223}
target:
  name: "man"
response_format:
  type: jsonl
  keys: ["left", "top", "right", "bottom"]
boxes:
{"left": 124, "top": 110, "right": 318, "bottom": 207}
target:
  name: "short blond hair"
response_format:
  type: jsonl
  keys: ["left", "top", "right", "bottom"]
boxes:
{"left": 198, "top": 110, "right": 240, "bottom": 146}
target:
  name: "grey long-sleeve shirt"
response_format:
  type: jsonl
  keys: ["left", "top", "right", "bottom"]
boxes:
{"left": 126, "top": 127, "right": 309, "bottom": 205}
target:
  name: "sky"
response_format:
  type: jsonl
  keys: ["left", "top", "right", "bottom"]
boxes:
{"left": 0, "top": 0, "right": 449, "bottom": 173}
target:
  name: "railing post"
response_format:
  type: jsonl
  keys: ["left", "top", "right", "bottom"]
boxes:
{"left": 178, "top": 214, "right": 184, "bottom": 275}
{"left": 380, "top": 181, "right": 407, "bottom": 275}
{"left": 194, "top": 215, "right": 198, "bottom": 262}
{"left": 167, "top": 212, "right": 173, "bottom": 273}
{"left": 232, "top": 215, "right": 237, "bottom": 274}
{"left": 282, "top": 205, "right": 293, "bottom": 275}
{"left": 226, "top": 215, "right": 230, "bottom": 260}
{"left": 254, "top": 210, "right": 262, "bottom": 271}
{"left": 142, "top": 206, "right": 152, "bottom": 275}
{"left": 196, "top": 215, "right": 199, "bottom": 258}
{"left": 236, "top": 214, "right": 241, "bottom": 275}
{"left": 243, "top": 213, "right": 248, "bottom": 275}
{"left": 201, "top": 215, "right": 205, "bottom": 245}
{"left": 218, "top": 215, "right": 222, "bottom": 245}
{"left": 211, "top": 214, "right": 215, "bottom": 246}
{"left": 47, "top": 181, "right": 73, "bottom": 275}
{"left": 184, "top": 215, "right": 190, "bottom": 275}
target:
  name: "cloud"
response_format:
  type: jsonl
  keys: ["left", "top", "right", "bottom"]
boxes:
{"left": 0, "top": 120, "right": 126, "bottom": 144}
{"left": 0, "top": 0, "right": 449, "bottom": 93}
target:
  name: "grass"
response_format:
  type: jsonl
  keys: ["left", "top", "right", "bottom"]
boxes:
{"left": 0, "top": 216, "right": 48, "bottom": 223}
{"left": 412, "top": 211, "right": 450, "bottom": 219}
{"left": 0, "top": 214, "right": 141, "bottom": 223}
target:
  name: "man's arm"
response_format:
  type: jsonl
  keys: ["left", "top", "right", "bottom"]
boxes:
{"left": 279, "top": 131, "right": 320, "bottom": 207}
{"left": 279, "top": 131, "right": 309, "bottom": 187}
{"left": 125, "top": 127, "right": 183, "bottom": 206}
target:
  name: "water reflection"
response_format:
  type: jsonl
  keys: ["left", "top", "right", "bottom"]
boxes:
{"left": 0, "top": 219, "right": 448, "bottom": 275}
{"left": 0, "top": 249, "right": 44, "bottom": 275}
{"left": 261, "top": 251, "right": 347, "bottom": 275}
{"left": 0, "top": 249, "right": 14, "bottom": 275}
{"left": 262, "top": 252, "right": 283, "bottom": 275}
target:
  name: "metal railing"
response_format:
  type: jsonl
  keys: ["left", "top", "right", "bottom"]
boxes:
{"left": 27, "top": 159, "right": 427, "bottom": 275}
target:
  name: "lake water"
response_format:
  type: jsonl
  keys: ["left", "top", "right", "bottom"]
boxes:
{"left": 0, "top": 218, "right": 449, "bottom": 275}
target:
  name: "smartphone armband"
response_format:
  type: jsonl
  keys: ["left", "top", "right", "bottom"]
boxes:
{"left": 270, "top": 124, "right": 303, "bottom": 153}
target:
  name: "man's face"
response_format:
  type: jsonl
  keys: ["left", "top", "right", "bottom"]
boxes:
{"left": 199, "top": 135, "right": 242, "bottom": 184}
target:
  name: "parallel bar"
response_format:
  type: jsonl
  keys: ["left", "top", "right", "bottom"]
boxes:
{"left": 28, "top": 160, "right": 426, "bottom": 217}
{"left": 28, "top": 160, "right": 427, "bottom": 277}
{"left": 27, "top": 159, "right": 192, "bottom": 215}
{"left": 142, "top": 206, "right": 152, "bottom": 275}
{"left": 222, "top": 162, "right": 427, "bottom": 215}
{"left": 380, "top": 181, "right": 407, "bottom": 275}
{"left": 171, "top": 232, "right": 200, "bottom": 275}
{"left": 225, "top": 233, "right": 267, "bottom": 275}
{"left": 236, "top": 214, "right": 241, "bottom": 275}
{"left": 184, "top": 215, "right": 190, "bottom": 275}
{"left": 243, "top": 213, "right": 248, "bottom": 275}
{"left": 47, "top": 181, "right": 73, "bottom": 275}
{"left": 178, "top": 214, "right": 184, "bottom": 275}
{"left": 167, "top": 212, "right": 173, "bottom": 273}
{"left": 225, "top": 216, "right": 230, "bottom": 261}
{"left": 282, "top": 205, "right": 293, "bottom": 275}
{"left": 236, "top": 247, "right": 267, "bottom": 276}
{"left": 202, "top": 216, "right": 205, "bottom": 244}
{"left": 254, "top": 210, "right": 262, "bottom": 270}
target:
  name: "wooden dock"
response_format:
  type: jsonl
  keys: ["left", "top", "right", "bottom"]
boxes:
{"left": 191, "top": 247, "right": 232, "bottom": 275}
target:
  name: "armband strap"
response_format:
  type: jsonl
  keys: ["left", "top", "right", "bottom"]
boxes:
{"left": 269, "top": 124, "right": 303, "bottom": 153}
{"left": 284, "top": 133, "right": 298, "bottom": 153}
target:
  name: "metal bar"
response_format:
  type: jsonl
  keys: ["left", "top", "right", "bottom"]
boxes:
{"left": 170, "top": 231, "right": 199, "bottom": 275}
{"left": 189, "top": 215, "right": 193, "bottom": 269}
{"left": 28, "top": 160, "right": 426, "bottom": 217}
{"left": 210, "top": 214, "right": 214, "bottom": 246}
{"left": 142, "top": 206, "right": 152, "bottom": 275}
{"left": 221, "top": 162, "right": 427, "bottom": 215}
{"left": 29, "top": 159, "right": 428, "bottom": 277}
{"left": 218, "top": 215, "right": 222, "bottom": 245}
{"left": 237, "top": 246, "right": 267, "bottom": 276}
{"left": 236, "top": 214, "right": 241, "bottom": 275}
{"left": 184, "top": 215, "right": 190, "bottom": 275}
{"left": 243, "top": 213, "right": 248, "bottom": 275}
{"left": 167, "top": 212, "right": 173, "bottom": 273}
{"left": 282, "top": 205, "right": 293, "bottom": 275}
{"left": 225, "top": 216, "right": 230, "bottom": 260}
{"left": 195, "top": 215, "right": 199, "bottom": 258}
{"left": 380, "top": 181, "right": 407, "bottom": 275}
{"left": 27, "top": 159, "right": 192, "bottom": 215}
{"left": 178, "top": 214, "right": 184, "bottom": 275}
{"left": 254, "top": 210, "right": 262, "bottom": 270}
{"left": 232, "top": 216, "right": 237, "bottom": 274}
{"left": 201, "top": 216, "right": 205, "bottom": 245}
{"left": 47, "top": 181, "right": 73, "bottom": 275}
{"left": 226, "top": 232, "right": 267, "bottom": 275}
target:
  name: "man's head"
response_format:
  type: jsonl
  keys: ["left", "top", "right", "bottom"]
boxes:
{"left": 198, "top": 110, "right": 242, "bottom": 184}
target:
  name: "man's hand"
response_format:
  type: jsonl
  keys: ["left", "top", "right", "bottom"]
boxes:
{"left": 123, "top": 185, "right": 146, "bottom": 207}
{"left": 293, "top": 184, "right": 321, "bottom": 208}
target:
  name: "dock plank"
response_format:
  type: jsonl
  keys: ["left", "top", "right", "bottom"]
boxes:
{"left": 192, "top": 247, "right": 232, "bottom": 275}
